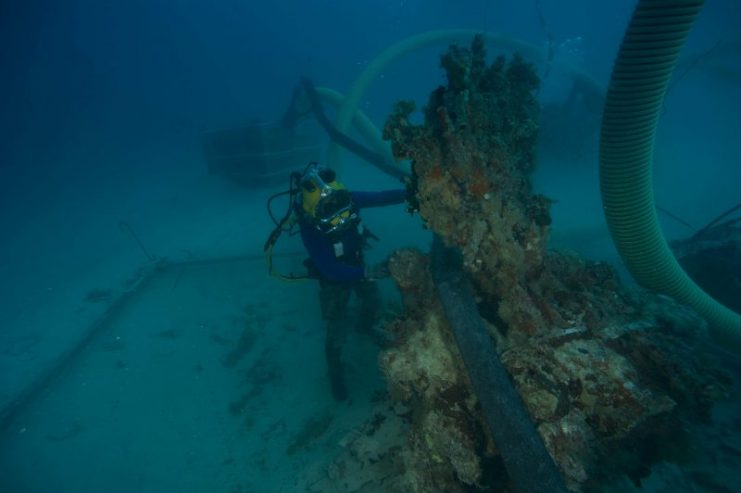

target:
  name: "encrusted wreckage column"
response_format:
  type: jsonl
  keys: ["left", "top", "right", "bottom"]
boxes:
{"left": 374, "top": 35, "right": 731, "bottom": 492}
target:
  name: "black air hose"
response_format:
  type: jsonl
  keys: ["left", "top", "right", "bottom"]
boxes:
{"left": 299, "top": 77, "right": 406, "bottom": 179}
{"left": 431, "top": 236, "right": 568, "bottom": 493}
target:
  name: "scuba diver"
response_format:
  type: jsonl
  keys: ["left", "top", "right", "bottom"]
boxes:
{"left": 264, "top": 162, "right": 407, "bottom": 401}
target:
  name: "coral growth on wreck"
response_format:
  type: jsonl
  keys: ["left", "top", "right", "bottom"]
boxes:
{"left": 381, "top": 249, "right": 500, "bottom": 492}
{"left": 384, "top": 34, "right": 552, "bottom": 336}
{"left": 372, "top": 35, "right": 732, "bottom": 492}
{"left": 381, "top": 248, "right": 730, "bottom": 492}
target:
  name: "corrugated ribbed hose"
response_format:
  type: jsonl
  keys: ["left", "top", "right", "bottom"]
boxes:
{"left": 599, "top": 0, "right": 741, "bottom": 355}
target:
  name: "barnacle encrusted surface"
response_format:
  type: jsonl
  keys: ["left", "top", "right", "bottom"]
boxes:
{"left": 375, "top": 35, "right": 732, "bottom": 492}
{"left": 380, "top": 247, "right": 729, "bottom": 492}
{"left": 384, "top": 34, "right": 554, "bottom": 336}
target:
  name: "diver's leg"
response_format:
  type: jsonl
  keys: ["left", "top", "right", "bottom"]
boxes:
{"left": 320, "top": 281, "right": 351, "bottom": 401}
{"left": 354, "top": 279, "right": 382, "bottom": 336}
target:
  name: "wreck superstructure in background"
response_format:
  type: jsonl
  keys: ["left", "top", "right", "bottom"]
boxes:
{"left": 202, "top": 120, "right": 321, "bottom": 187}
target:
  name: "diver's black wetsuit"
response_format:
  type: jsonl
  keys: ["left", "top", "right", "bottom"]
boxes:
{"left": 298, "top": 189, "right": 405, "bottom": 401}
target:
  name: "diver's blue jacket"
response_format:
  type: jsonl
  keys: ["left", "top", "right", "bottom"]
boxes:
{"left": 299, "top": 189, "right": 406, "bottom": 283}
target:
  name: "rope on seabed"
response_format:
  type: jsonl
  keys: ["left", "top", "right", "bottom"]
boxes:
{"left": 119, "top": 220, "right": 156, "bottom": 261}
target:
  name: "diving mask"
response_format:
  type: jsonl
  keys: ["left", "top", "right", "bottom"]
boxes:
{"left": 300, "top": 165, "right": 336, "bottom": 194}
{"left": 299, "top": 165, "right": 358, "bottom": 233}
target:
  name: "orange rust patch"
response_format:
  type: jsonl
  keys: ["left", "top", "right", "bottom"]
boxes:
{"left": 468, "top": 180, "right": 490, "bottom": 199}
{"left": 427, "top": 165, "right": 444, "bottom": 180}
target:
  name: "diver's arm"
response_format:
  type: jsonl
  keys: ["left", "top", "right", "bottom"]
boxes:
{"left": 351, "top": 190, "right": 406, "bottom": 209}
{"left": 300, "top": 226, "right": 364, "bottom": 283}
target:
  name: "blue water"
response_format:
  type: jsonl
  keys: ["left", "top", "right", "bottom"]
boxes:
{"left": 1, "top": 1, "right": 739, "bottom": 491}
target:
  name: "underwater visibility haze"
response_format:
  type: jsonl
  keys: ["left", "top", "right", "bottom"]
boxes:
{"left": 0, "top": 0, "right": 740, "bottom": 492}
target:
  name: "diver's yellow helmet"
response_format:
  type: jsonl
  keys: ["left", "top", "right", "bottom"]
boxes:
{"left": 299, "top": 164, "right": 358, "bottom": 233}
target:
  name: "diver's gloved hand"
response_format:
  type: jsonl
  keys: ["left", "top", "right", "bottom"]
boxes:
{"left": 365, "top": 261, "right": 390, "bottom": 281}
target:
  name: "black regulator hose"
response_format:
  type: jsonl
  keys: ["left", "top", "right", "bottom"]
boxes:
{"left": 300, "top": 77, "right": 406, "bottom": 179}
